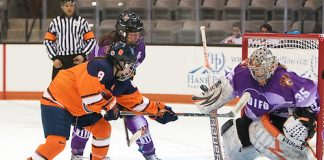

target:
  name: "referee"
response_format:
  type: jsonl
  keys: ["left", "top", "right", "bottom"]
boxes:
{"left": 44, "top": 0, "right": 96, "bottom": 79}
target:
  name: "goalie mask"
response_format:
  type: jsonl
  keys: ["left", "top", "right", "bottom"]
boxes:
{"left": 248, "top": 47, "right": 278, "bottom": 86}
{"left": 115, "top": 10, "right": 144, "bottom": 45}
{"left": 106, "top": 42, "right": 136, "bottom": 81}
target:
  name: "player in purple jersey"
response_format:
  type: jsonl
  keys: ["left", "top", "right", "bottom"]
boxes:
{"left": 71, "top": 11, "right": 162, "bottom": 160}
{"left": 193, "top": 47, "right": 318, "bottom": 159}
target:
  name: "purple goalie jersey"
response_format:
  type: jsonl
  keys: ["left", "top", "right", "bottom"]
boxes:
{"left": 227, "top": 63, "right": 319, "bottom": 120}
{"left": 88, "top": 38, "right": 146, "bottom": 67}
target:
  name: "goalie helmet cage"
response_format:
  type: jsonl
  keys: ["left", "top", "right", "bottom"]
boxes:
{"left": 242, "top": 33, "right": 324, "bottom": 160}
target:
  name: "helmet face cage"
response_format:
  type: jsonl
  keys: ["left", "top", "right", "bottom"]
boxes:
{"left": 115, "top": 11, "right": 144, "bottom": 44}
{"left": 115, "top": 61, "right": 136, "bottom": 81}
{"left": 248, "top": 47, "right": 278, "bottom": 85}
{"left": 106, "top": 42, "right": 137, "bottom": 81}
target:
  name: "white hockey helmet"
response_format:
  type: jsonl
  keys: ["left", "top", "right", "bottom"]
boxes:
{"left": 248, "top": 47, "right": 278, "bottom": 85}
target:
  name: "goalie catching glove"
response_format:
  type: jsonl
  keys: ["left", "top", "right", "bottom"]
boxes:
{"left": 192, "top": 76, "right": 233, "bottom": 113}
{"left": 283, "top": 107, "right": 317, "bottom": 144}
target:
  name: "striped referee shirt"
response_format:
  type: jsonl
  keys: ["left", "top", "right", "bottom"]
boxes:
{"left": 44, "top": 15, "right": 96, "bottom": 60}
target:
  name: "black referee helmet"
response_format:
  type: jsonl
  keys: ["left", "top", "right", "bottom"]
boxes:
{"left": 60, "top": 0, "right": 75, "bottom": 5}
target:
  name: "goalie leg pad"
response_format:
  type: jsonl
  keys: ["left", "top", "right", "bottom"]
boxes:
{"left": 192, "top": 76, "right": 234, "bottom": 113}
{"left": 222, "top": 119, "right": 260, "bottom": 160}
{"left": 249, "top": 115, "right": 316, "bottom": 160}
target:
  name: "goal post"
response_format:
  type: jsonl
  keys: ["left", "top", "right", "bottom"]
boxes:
{"left": 242, "top": 33, "right": 324, "bottom": 160}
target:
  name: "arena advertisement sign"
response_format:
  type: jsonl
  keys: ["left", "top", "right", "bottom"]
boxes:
{"left": 187, "top": 47, "right": 241, "bottom": 89}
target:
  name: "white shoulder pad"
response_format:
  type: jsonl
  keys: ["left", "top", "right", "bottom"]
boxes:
{"left": 249, "top": 115, "right": 316, "bottom": 160}
{"left": 192, "top": 76, "right": 234, "bottom": 113}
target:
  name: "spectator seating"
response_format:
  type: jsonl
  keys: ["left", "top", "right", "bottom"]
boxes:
{"left": 6, "top": 18, "right": 44, "bottom": 42}
{"left": 200, "top": 0, "right": 225, "bottom": 20}
{"left": 291, "top": 20, "right": 316, "bottom": 33}
{"left": 207, "top": 20, "right": 237, "bottom": 43}
{"left": 267, "top": 20, "right": 292, "bottom": 33}
{"left": 99, "top": 19, "right": 116, "bottom": 35}
{"left": 174, "top": 0, "right": 202, "bottom": 20}
{"left": 87, "top": 18, "right": 96, "bottom": 32}
{"left": 222, "top": 0, "right": 250, "bottom": 20}
{"left": 101, "top": 0, "right": 127, "bottom": 20}
{"left": 76, "top": 0, "right": 96, "bottom": 19}
{"left": 272, "top": 0, "right": 303, "bottom": 21}
{"left": 152, "top": 0, "right": 179, "bottom": 20}
{"left": 126, "top": 0, "right": 148, "bottom": 19}
{"left": 244, "top": 20, "right": 265, "bottom": 32}
{"left": 142, "top": 20, "right": 153, "bottom": 41}
{"left": 209, "top": 20, "right": 237, "bottom": 33}
{"left": 247, "top": 0, "right": 275, "bottom": 21}
{"left": 298, "top": 0, "right": 322, "bottom": 20}
{"left": 178, "top": 20, "right": 209, "bottom": 43}
{"left": 151, "top": 20, "right": 182, "bottom": 43}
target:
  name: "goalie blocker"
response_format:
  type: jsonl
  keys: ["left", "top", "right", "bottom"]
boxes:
{"left": 192, "top": 76, "right": 234, "bottom": 114}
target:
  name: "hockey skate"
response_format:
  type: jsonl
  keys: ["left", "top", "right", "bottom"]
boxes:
{"left": 144, "top": 154, "right": 162, "bottom": 160}
{"left": 71, "top": 155, "right": 111, "bottom": 160}
{"left": 71, "top": 155, "right": 89, "bottom": 160}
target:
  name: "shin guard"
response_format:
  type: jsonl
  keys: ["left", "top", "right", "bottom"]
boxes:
{"left": 85, "top": 118, "right": 111, "bottom": 160}
{"left": 34, "top": 135, "right": 66, "bottom": 160}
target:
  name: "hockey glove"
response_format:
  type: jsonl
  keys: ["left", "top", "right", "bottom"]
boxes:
{"left": 151, "top": 106, "right": 178, "bottom": 124}
{"left": 100, "top": 91, "right": 117, "bottom": 111}
{"left": 73, "top": 112, "right": 103, "bottom": 129}
{"left": 104, "top": 105, "right": 121, "bottom": 121}
{"left": 293, "top": 107, "right": 317, "bottom": 139}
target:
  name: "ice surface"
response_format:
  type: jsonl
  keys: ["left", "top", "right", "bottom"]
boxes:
{"left": 0, "top": 100, "right": 285, "bottom": 160}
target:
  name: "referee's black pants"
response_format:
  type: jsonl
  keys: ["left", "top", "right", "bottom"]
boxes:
{"left": 51, "top": 54, "right": 86, "bottom": 80}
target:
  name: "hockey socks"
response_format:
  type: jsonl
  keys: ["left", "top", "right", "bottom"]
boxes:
{"left": 71, "top": 127, "right": 91, "bottom": 155}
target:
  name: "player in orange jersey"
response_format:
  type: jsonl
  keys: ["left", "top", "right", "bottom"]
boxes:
{"left": 28, "top": 42, "right": 132, "bottom": 160}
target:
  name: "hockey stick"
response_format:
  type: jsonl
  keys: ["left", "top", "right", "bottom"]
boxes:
{"left": 121, "top": 92, "right": 250, "bottom": 147}
{"left": 121, "top": 111, "right": 209, "bottom": 117}
{"left": 123, "top": 117, "right": 131, "bottom": 147}
{"left": 200, "top": 26, "right": 213, "bottom": 86}
{"left": 120, "top": 101, "right": 246, "bottom": 118}
{"left": 123, "top": 116, "right": 143, "bottom": 147}
{"left": 200, "top": 25, "right": 225, "bottom": 160}
{"left": 128, "top": 129, "right": 142, "bottom": 146}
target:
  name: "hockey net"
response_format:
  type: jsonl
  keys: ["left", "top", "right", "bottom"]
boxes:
{"left": 242, "top": 33, "right": 324, "bottom": 159}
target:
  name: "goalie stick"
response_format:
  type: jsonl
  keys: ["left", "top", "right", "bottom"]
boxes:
{"left": 208, "top": 92, "right": 250, "bottom": 160}
{"left": 200, "top": 25, "right": 225, "bottom": 160}
{"left": 199, "top": 26, "right": 251, "bottom": 160}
